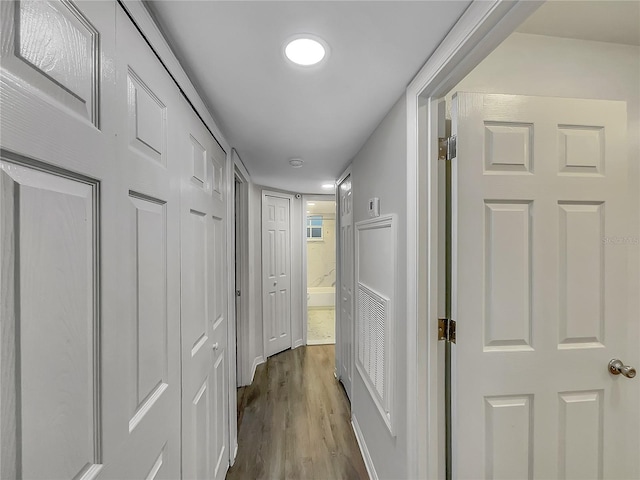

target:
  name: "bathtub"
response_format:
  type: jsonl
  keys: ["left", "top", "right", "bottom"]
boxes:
{"left": 307, "top": 286, "right": 336, "bottom": 308}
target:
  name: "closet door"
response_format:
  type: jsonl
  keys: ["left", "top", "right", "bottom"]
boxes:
{"left": 0, "top": 1, "right": 119, "bottom": 478}
{"left": 0, "top": 2, "right": 183, "bottom": 477}
{"left": 180, "top": 99, "right": 229, "bottom": 480}
{"left": 101, "top": 7, "right": 182, "bottom": 478}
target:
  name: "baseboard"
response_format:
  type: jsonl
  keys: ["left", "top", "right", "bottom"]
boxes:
{"left": 232, "top": 442, "right": 238, "bottom": 464}
{"left": 293, "top": 339, "right": 304, "bottom": 349}
{"left": 250, "top": 356, "right": 264, "bottom": 384}
{"left": 351, "top": 414, "right": 378, "bottom": 480}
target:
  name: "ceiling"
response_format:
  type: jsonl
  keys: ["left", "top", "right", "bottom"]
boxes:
{"left": 517, "top": 0, "right": 640, "bottom": 46}
{"left": 145, "top": 1, "right": 471, "bottom": 194}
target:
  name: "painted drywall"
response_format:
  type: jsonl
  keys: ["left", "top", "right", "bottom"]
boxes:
{"left": 447, "top": 33, "right": 639, "bottom": 161}
{"left": 351, "top": 94, "right": 408, "bottom": 479}
{"left": 249, "top": 182, "right": 264, "bottom": 380}
{"left": 307, "top": 216, "right": 336, "bottom": 289}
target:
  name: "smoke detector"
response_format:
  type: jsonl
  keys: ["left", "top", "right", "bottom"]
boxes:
{"left": 289, "top": 158, "right": 304, "bottom": 168}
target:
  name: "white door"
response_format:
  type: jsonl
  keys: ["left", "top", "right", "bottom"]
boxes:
{"left": 262, "top": 193, "right": 292, "bottom": 357}
{"left": 1, "top": 2, "right": 181, "bottom": 477}
{"left": 452, "top": 92, "right": 639, "bottom": 479}
{"left": 103, "top": 7, "right": 182, "bottom": 478}
{"left": 338, "top": 175, "right": 354, "bottom": 399}
{"left": 180, "top": 105, "right": 229, "bottom": 480}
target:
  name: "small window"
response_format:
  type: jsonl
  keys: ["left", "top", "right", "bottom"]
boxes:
{"left": 306, "top": 215, "right": 323, "bottom": 240}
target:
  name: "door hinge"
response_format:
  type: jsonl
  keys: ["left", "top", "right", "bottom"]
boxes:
{"left": 439, "top": 135, "right": 457, "bottom": 161}
{"left": 438, "top": 318, "right": 456, "bottom": 343}
{"left": 236, "top": 290, "right": 241, "bottom": 297}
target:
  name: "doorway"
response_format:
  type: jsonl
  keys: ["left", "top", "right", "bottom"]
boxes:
{"left": 304, "top": 197, "right": 337, "bottom": 345}
{"left": 422, "top": 1, "right": 640, "bottom": 477}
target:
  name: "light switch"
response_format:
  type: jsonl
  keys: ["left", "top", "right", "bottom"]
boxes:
{"left": 368, "top": 197, "right": 380, "bottom": 217}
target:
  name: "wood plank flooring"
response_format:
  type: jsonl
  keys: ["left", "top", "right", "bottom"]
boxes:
{"left": 227, "top": 345, "right": 368, "bottom": 480}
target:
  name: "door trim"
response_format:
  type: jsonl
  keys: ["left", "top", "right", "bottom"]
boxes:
{"left": 233, "top": 154, "right": 251, "bottom": 387}
{"left": 335, "top": 166, "right": 352, "bottom": 394}
{"left": 261, "top": 189, "right": 295, "bottom": 357}
{"left": 405, "top": 1, "right": 543, "bottom": 478}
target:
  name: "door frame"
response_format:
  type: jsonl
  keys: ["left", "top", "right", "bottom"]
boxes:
{"left": 233, "top": 153, "right": 251, "bottom": 387}
{"left": 261, "top": 189, "right": 295, "bottom": 357}
{"left": 405, "top": 1, "right": 543, "bottom": 478}
{"left": 335, "top": 166, "right": 352, "bottom": 390}
{"left": 301, "top": 193, "right": 337, "bottom": 347}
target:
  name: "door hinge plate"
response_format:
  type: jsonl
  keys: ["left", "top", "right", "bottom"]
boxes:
{"left": 439, "top": 135, "right": 457, "bottom": 161}
{"left": 438, "top": 318, "right": 456, "bottom": 343}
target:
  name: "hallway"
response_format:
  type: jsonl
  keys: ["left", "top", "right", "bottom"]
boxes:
{"left": 228, "top": 346, "right": 368, "bottom": 480}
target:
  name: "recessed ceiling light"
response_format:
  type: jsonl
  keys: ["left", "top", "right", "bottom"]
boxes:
{"left": 289, "top": 158, "right": 304, "bottom": 168}
{"left": 284, "top": 36, "right": 327, "bottom": 66}
{"left": 322, "top": 183, "right": 335, "bottom": 190}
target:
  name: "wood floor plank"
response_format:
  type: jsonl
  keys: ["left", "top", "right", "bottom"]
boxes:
{"left": 227, "top": 345, "right": 368, "bottom": 480}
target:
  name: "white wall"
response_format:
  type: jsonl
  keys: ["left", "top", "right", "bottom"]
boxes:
{"left": 447, "top": 32, "right": 639, "bottom": 161}
{"left": 307, "top": 215, "right": 336, "bottom": 290}
{"left": 351, "top": 94, "right": 409, "bottom": 479}
{"left": 248, "top": 182, "right": 264, "bottom": 381}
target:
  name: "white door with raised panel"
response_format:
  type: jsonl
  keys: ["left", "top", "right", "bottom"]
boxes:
{"left": 262, "top": 193, "right": 292, "bottom": 357}
{"left": 180, "top": 105, "right": 229, "bottom": 480}
{"left": 1, "top": 1, "right": 181, "bottom": 477}
{"left": 104, "top": 7, "right": 183, "bottom": 478}
{"left": 452, "top": 92, "right": 639, "bottom": 479}
{"left": 338, "top": 175, "right": 354, "bottom": 399}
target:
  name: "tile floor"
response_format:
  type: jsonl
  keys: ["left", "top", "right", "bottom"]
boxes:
{"left": 307, "top": 307, "right": 335, "bottom": 345}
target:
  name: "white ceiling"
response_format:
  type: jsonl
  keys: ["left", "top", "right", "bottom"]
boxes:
{"left": 146, "top": 1, "right": 471, "bottom": 194}
{"left": 517, "top": 0, "right": 640, "bottom": 47}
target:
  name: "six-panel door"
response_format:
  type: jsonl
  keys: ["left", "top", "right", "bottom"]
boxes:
{"left": 262, "top": 194, "right": 292, "bottom": 358}
{"left": 452, "top": 92, "right": 639, "bottom": 479}
{"left": 0, "top": 1, "right": 230, "bottom": 478}
{"left": 338, "top": 175, "right": 354, "bottom": 399}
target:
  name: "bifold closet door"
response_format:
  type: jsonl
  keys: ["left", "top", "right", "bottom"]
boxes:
{"left": 0, "top": 1, "right": 120, "bottom": 478}
{"left": 101, "top": 6, "right": 183, "bottom": 478}
{"left": 179, "top": 88, "right": 230, "bottom": 480}
{"left": 1, "top": 2, "right": 231, "bottom": 477}
{"left": 1, "top": 1, "right": 182, "bottom": 477}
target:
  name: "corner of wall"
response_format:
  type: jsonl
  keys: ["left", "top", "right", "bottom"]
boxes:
{"left": 351, "top": 414, "right": 379, "bottom": 480}
{"left": 250, "top": 356, "right": 265, "bottom": 384}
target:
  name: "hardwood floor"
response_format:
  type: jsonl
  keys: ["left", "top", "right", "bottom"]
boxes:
{"left": 227, "top": 345, "right": 368, "bottom": 480}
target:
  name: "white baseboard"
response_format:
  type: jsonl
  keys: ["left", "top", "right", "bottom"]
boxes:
{"left": 352, "top": 414, "right": 378, "bottom": 480}
{"left": 250, "top": 356, "right": 264, "bottom": 384}
{"left": 293, "top": 339, "right": 304, "bottom": 349}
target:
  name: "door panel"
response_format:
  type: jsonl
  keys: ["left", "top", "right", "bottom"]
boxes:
{"left": 262, "top": 194, "right": 292, "bottom": 357}
{"left": 1, "top": 1, "right": 116, "bottom": 478}
{"left": 452, "top": 92, "right": 638, "bottom": 479}
{"left": 181, "top": 105, "right": 229, "bottom": 480}
{"left": 338, "top": 176, "right": 354, "bottom": 398}
{"left": 106, "top": 8, "right": 182, "bottom": 478}
{"left": 1, "top": 163, "right": 100, "bottom": 479}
